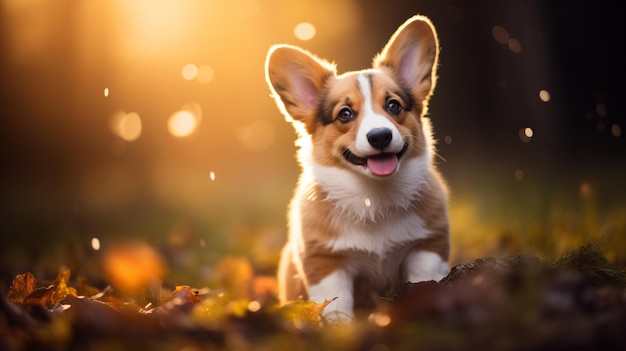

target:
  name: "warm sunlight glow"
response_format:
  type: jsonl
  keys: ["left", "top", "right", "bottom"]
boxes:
{"left": 539, "top": 90, "right": 550, "bottom": 102}
{"left": 294, "top": 22, "right": 316, "bottom": 41}
{"left": 182, "top": 64, "right": 198, "bottom": 80}
{"left": 104, "top": 88, "right": 109, "bottom": 97}
{"left": 236, "top": 120, "right": 275, "bottom": 152}
{"left": 209, "top": 171, "right": 216, "bottom": 181}
{"left": 110, "top": 111, "right": 142, "bottom": 142}
{"left": 168, "top": 111, "right": 197, "bottom": 137}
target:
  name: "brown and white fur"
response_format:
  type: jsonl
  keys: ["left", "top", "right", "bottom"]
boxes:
{"left": 265, "top": 15, "right": 450, "bottom": 321}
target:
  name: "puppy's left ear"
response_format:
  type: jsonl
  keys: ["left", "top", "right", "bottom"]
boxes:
{"left": 374, "top": 15, "right": 439, "bottom": 105}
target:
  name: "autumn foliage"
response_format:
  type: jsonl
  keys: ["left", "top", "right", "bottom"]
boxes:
{"left": 2, "top": 245, "right": 626, "bottom": 350}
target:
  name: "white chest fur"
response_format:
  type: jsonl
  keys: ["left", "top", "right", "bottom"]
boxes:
{"left": 327, "top": 209, "right": 429, "bottom": 256}
{"left": 304, "top": 152, "right": 433, "bottom": 256}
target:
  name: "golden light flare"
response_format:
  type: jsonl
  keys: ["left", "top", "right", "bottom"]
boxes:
{"left": 104, "top": 88, "right": 109, "bottom": 97}
{"left": 168, "top": 111, "right": 196, "bottom": 137}
{"left": 101, "top": 241, "right": 165, "bottom": 295}
{"left": 368, "top": 312, "right": 391, "bottom": 327}
{"left": 539, "top": 89, "right": 550, "bottom": 102}
{"left": 168, "top": 103, "right": 202, "bottom": 138}
{"left": 294, "top": 22, "right": 316, "bottom": 41}
{"left": 247, "top": 300, "right": 261, "bottom": 312}
{"left": 110, "top": 111, "right": 142, "bottom": 142}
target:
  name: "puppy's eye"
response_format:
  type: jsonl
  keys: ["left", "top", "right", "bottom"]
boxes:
{"left": 386, "top": 99, "right": 403, "bottom": 115}
{"left": 337, "top": 107, "right": 355, "bottom": 123}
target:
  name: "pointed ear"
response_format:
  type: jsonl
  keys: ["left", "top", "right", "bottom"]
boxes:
{"left": 265, "top": 45, "right": 336, "bottom": 133}
{"left": 373, "top": 15, "right": 439, "bottom": 105}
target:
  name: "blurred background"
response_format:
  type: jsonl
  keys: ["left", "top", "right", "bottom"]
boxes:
{"left": 0, "top": 0, "right": 624, "bottom": 292}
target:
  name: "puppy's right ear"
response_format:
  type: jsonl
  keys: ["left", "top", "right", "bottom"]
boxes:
{"left": 265, "top": 45, "right": 336, "bottom": 133}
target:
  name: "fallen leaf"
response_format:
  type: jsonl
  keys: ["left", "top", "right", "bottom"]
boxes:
{"left": 51, "top": 269, "right": 78, "bottom": 305}
{"left": 23, "top": 285, "right": 56, "bottom": 306}
{"left": 7, "top": 272, "right": 37, "bottom": 303}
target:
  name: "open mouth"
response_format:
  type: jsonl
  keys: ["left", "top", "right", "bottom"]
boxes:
{"left": 342, "top": 143, "right": 409, "bottom": 177}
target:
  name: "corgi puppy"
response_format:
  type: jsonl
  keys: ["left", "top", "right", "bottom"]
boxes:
{"left": 265, "top": 15, "right": 450, "bottom": 321}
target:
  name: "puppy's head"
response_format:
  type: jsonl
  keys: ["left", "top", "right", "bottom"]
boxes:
{"left": 266, "top": 15, "right": 439, "bottom": 178}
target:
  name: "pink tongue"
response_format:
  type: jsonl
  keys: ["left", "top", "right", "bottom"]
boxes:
{"left": 367, "top": 155, "right": 398, "bottom": 176}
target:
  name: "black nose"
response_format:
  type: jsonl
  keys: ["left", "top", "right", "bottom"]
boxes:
{"left": 367, "top": 127, "right": 393, "bottom": 150}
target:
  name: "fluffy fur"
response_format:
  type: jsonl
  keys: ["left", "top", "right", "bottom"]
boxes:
{"left": 265, "top": 15, "right": 450, "bottom": 321}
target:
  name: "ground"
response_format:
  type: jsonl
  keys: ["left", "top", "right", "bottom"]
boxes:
{"left": 2, "top": 244, "right": 625, "bottom": 351}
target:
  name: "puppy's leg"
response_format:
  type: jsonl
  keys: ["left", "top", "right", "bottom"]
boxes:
{"left": 308, "top": 269, "right": 354, "bottom": 322}
{"left": 405, "top": 250, "right": 449, "bottom": 283}
{"left": 277, "top": 243, "right": 306, "bottom": 303}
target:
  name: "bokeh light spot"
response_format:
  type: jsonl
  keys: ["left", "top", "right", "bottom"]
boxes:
{"left": 168, "top": 110, "right": 197, "bottom": 137}
{"left": 197, "top": 65, "right": 214, "bottom": 84}
{"left": 110, "top": 111, "right": 142, "bottom": 142}
{"left": 368, "top": 312, "right": 391, "bottom": 327}
{"left": 611, "top": 124, "right": 622, "bottom": 137}
{"left": 539, "top": 90, "right": 550, "bottom": 102}
{"left": 91, "top": 237, "right": 101, "bottom": 251}
{"left": 209, "top": 171, "right": 216, "bottom": 181}
{"left": 104, "top": 88, "right": 109, "bottom": 97}
{"left": 294, "top": 22, "right": 316, "bottom": 41}
{"left": 515, "top": 169, "right": 524, "bottom": 181}
{"left": 508, "top": 38, "right": 522, "bottom": 53}
{"left": 444, "top": 135, "right": 453, "bottom": 144}
{"left": 247, "top": 300, "right": 261, "bottom": 312}
{"left": 524, "top": 127, "right": 534, "bottom": 138}
{"left": 182, "top": 63, "right": 198, "bottom": 80}
{"left": 491, "top": 25, "right": 509, "bottom": 44}
{"left": 102, "top": 241, "right": 165, "bottom": 295}
{"left": 519, "top": 127, "right": 533, "bottom": 143}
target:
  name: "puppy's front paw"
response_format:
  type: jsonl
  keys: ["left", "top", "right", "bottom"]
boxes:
{"left": 406, "top": 250, "right": 449, "bottom": 283}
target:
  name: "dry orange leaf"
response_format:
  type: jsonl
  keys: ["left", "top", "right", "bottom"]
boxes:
{"left": 7, "top": 272, "right": 37, "bottom": 303}
{"left": 23, "top": 285, "right": 56, "bottom": 306}
{"left": 51, "top": 269, "right": 78, "bottom": 305}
